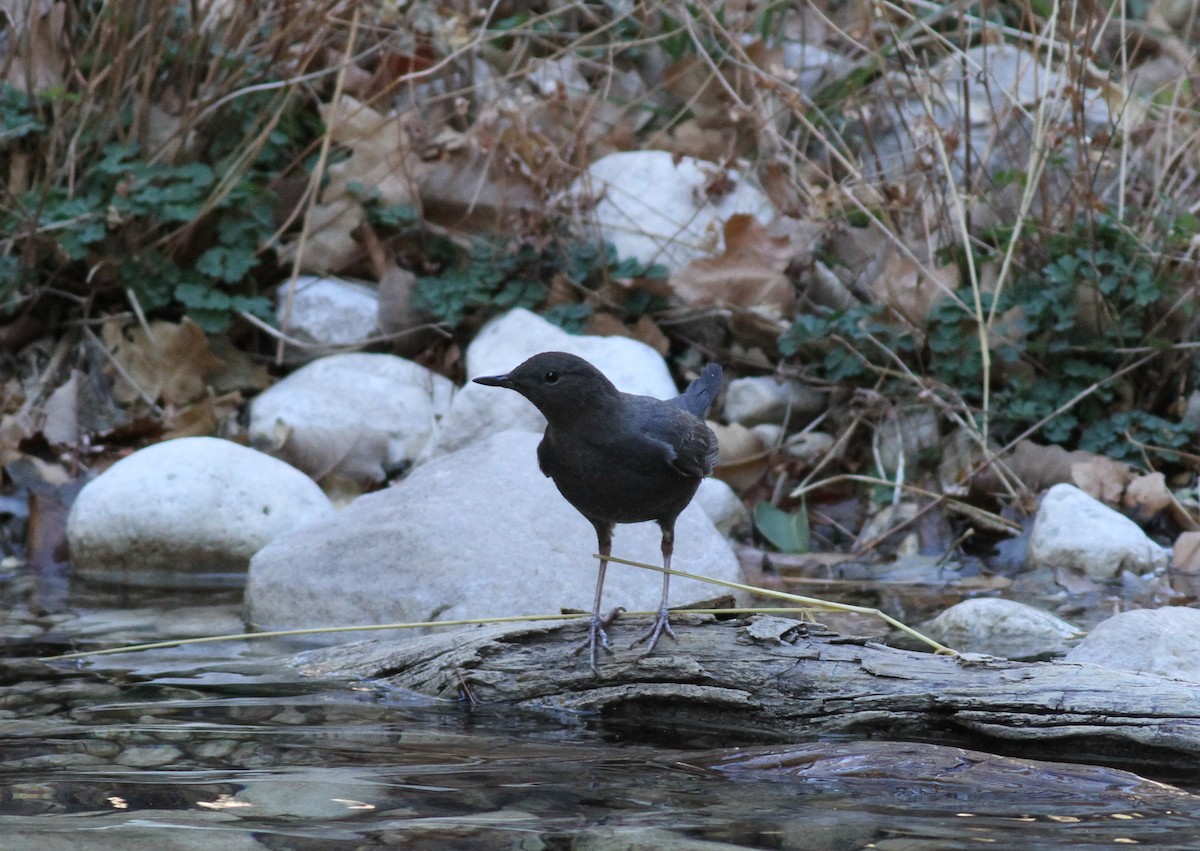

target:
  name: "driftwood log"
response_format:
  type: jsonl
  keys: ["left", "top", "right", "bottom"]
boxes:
{"left": 294, "top": 613, "right": 1200, "bottom": 773}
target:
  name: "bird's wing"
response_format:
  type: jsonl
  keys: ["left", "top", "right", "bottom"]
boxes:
{"left": 653, "top": 414, "right": 718, "bottom": 478}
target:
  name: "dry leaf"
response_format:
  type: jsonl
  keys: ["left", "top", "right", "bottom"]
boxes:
{"left": 1172, "top": 531, "right": 1200, "bottom": 574}
{"left": 1054, "top": 563, "right": 1102, "bottom": 595}
{"left": 978, "top": 439, "right": 1110, "bottom": 496}
{"left": 1070, "top": 454, "right": 1134, "bottom": 507}
{"left": 417, "top": 148, "right": 541, "bottom": 232}
{"left": 583, "top": 312, "right": 671, "bottom": 357}
{"left": 162, "top": 391, "right": 243, "bottom": 441}
{"left": 39, "top": 370, "right": 78, "bottom": 446}
{"left": 101, "top": 318, "right": 226, "bottom": 408}
{"left": 869, "top": 248, "right": 959, "bottom": 326}
{"left": 1122, "top": 472, "right": 1172, "bottom": 523}
{"left": 1, "top": 0, "right": 67, "bottom": 92}
{"left": 670, "top": 214, "right": 806, "bottom": 319}
{"left": 321, "top": 96, "right": 422, "bottom": 209}
{"left": 208, "top": 337, "right": 271, "bottom": 395}
{"left": 711, "top": 421, "right": 769, "bottom": 492}
{"left": 280, "top": 97, "right": 426, "bottom": 273}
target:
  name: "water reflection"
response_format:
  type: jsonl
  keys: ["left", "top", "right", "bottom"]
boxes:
{"left": 2, "top": 580, "right": 1200, "bottom": 848}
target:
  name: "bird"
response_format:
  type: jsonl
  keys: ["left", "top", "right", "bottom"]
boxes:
{"left": 473, "top": 350, "right": 721, "bottom": 675}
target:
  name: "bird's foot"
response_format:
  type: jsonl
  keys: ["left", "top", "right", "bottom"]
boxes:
{"left": 572, "top": 608, "right": 623, "bottom": 675}
{"left": 631, "top": 608, "right": 676, "bottom": 659}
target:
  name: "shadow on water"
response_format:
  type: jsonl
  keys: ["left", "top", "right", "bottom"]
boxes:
{"left": 3, "top": 576, "right": 1200, "bottom": 849}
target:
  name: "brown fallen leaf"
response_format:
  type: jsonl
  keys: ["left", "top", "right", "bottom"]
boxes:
{"left": 416, "top": 147, "right": 541, "bottom": 233}
{"left": 162, "top": 391, "right": 244, "bottom": 441}
{"left": 711, "top": 421, "right": 769, "bottom": 492}
{"left": 279, "top": 97, "right": 428, "bottom": 273}
{"left": 974, "top": 439, "right": 1120, "bottom": 498}
{"left": 869, "top": 246, "right": 959, "bottom": 327}
{"left": 1070, "top": 454, "right": 1134, "bottom": 507}
{"left": 1172, "top": 531, "right": 1200, "bottom": 575}
{"left": 671, "top": 214, "right": 813, "bottom": 319}
{"left": 101, "top": 318, "right": 226, "bottom": 408}
{"left": 583, "top": 312, "right": 671, "bottom": 357}
{"left": 39, "top": 370, "right": 79, "bottom": 446}
{"left": 2, "top": 0, "right": 68, "bottom": 93}
{"left": 1122, "top": 472, "right": 1172, "bottom": 523}
{"left": 208, "top": 337, "right": 271, "bottom": 395}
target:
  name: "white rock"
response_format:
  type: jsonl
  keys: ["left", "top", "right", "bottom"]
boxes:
{"left": 245, "top": 430, "right": 743, "bottom": 641}
{"left": 1066, "top": 607, "right": 1200, "bottom": 682}
{"left": 695, "top": 476, "right": 748, "bottom": 536}
{"left": 571, "top": 150, "right": 776, "bottom": 272}
{"left": 249, "top": 353, "right": 455, "bottom": 475}
{"left": 865, "top": 43, "right": 1116, "bottom": 184}
{"left": 783, "top": 431, "right": 837, "bottom": 463}
{"left": 275, "top": 276, "right": 379, "bottom": 360}
{"left": 921, "top": 598, "right": 1082, "bottom": 660}
{"left": 466, "top": 308, "right": 677, "bottom": 390}
{"left": 1028, "top": 483, "right": 1169, "bottom": 580}
{"left": 67, "top": 437, "right": 333, "bottom": 585}
{"left": 724, "top": 376, "right": 825, "bottom": 427}
{"left": 750, "top": 423, "right": 784, "bottom": 449}
{"left": 425, "top": 308, "right": 679, "bottom": 459}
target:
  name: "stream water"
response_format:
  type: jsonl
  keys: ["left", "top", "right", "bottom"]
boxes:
{"left": 4, "top": 574, "right": 1200, "bottom": 850}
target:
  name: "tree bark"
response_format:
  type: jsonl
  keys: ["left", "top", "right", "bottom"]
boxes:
{"left": 293, "top": 613, "right": 1200, "bottom": 770}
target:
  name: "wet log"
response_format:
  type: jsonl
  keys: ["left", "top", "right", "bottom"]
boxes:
{"left": 293, "top": 614, "right": 1200, "bottom": 770}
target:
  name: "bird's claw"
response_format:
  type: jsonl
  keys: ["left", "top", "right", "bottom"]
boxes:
{"left": 631, "top": 609, "right": 676, "bottom": 659}
{"left": 573, "top": 610, "right": 623, "bottom": 675}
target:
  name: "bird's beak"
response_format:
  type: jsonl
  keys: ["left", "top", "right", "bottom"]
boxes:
{"left": 472, "top": 373, "right": 511, "bottom": 388}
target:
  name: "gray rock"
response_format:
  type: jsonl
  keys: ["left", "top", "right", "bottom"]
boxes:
{"left": 248, "top": 353, "right": 455, "bottom": 476}
{"left": 859, "top": 43, "right": 1115, "bottom": 188}
{"left": 275, "top": 275, "right": 379, "bottom": 361}
{"left": 1028, "top": 483, "right": 1169, "bottom": 580}
{"left": 425, "top": 308, "right": 679, "bottom": 459}
{"left": 921, "top": 598, "right": 1082, "bottom": 660}
{"left": 724, "top": 376, "right": 825, "bottom": 427}
{"left": 571, "top": 150, "right": 776, "bottom": 272}
{"left": 67, "top": 437, "right": 333, "bottom": 586}
{"left": 1066, "top": 607, "right": 1200, "bottom": 682}
{"left": 245, "top": 430, "right": 743, "bottom": 637}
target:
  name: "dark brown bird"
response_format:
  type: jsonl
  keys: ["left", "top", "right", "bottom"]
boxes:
{"left": 474, "top": 351, "right": 721, "bottom": 674}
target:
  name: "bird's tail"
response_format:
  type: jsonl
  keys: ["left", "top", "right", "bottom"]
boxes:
{"left": 672, "top": 363, "right": 723, "bottom": 417}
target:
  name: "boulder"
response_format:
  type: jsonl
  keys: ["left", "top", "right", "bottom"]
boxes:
{"left": 248, "top": 353, "right": 455, "bottom": 481}
{"left": 1029, "top": 484, "right": 1169, "bottom": 581}
{"left": 1066, "top": 607, "right": 1200, "bottom": 682}
{"left": 67, "top": 437, "right": 333, "bottom": 586}
{"left": 571, "top": 150, "right": 776, "bottom": 272}
{"left": 274, "top": 275, "right": 379, "bottom": 361}
{"left": 245, "top": 430, "right": 743, "bottom": 639}
{"left": 921, "top": 598, "right": 1082, "bottom": 660}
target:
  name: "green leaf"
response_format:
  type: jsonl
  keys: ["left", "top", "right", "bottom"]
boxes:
{"left": 752, "top": 501, "right": 810, "bottom": 554}
{"left": 196, "top": 245, "right": 259, "bottom": 283}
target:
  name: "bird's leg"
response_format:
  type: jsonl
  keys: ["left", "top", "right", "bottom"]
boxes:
{"left": 573, "top": 522, "right": 616, "bottom": 675}
{"left": 633, "top": 523, "right": 677, "bottom": 657}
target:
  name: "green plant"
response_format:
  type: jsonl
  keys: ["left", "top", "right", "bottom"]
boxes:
{"left": 0, "top": 2, "right": 338, "bottom": 334}
{"left": 412, "top": 236, "right": 666, "bottom": 328}
{"left": 781, "top": 215, "right": 1194, "bottom": 463}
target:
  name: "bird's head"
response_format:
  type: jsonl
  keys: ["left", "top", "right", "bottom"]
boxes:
{"left": 473, "top": 351, "right": 619, "bottom": 422}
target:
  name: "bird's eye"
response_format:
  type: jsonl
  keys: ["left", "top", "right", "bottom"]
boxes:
{"left": 544, "top": 370, "right": 560, "bottom": 384}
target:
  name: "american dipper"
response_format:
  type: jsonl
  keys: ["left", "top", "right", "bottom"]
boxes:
{"left": 474, "top": 351, "right": 721, "bottom": 675}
